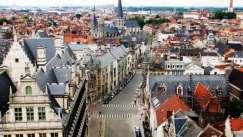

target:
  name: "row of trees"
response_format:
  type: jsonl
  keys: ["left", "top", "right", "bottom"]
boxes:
{"left": 212, "top": 11, "right": 236, "bottom": 19}
{"left": 129, "top": 15, "right": 170, "bottom": 29}
{"left": 0, "top": 18, "right": 11, "bottom": 25}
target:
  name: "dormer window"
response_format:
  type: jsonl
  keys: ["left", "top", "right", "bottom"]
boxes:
{"left": 158, "top": 83, "right": 167, "bottom": 95}
{"left": 176, "top": 85, "right": 183, "bottom": 96}
{"left": 25, "top": 86, "right": 32, "bottom": 95}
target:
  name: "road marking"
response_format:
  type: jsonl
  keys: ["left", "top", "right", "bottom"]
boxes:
{"left": 91, "top": 113, "right": 137, "bottom": 119}
{"left": 102, "top": 104, "right": 136, "bottom": 108}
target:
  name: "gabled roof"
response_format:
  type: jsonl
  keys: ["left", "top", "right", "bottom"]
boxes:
{"left": 149, "top": 75, "right": 227, "bottom": 107}
{"left": 230, "top": 118, "right": 243, "bottom": 131}
{"left": 47, "top": 83, "right": 66, "bottom": 96}
{"left": 172, "top": 112, "right": 202, "bottom": 137}
{"left": 194, "top": 83, "right": 212, "bottom": 111}
{"left": 23, "top": 38, "right": 56, "bottom": 64}
{"left": 104, "top": 26, "right": 119, "bottom": 35}
{"left": 97, "top": 52, "right": 116, "bottom": 67}
{"left": 110, "top": 45, "right": 128, "bottom": 60}
{"left": 228, "top": 42, "right": 242, "bottom": 51}
{"left": 194, "top": 83, "right": 221, "bottom": 112}
{"left": 228, "top": 68, "right": 243, "bottom": 91}
{"left": 155, "top": 95, "right": 190, "bottom": 126}
{"left": 125, "top": 20, "right": 139, "bottom": 28}
{"left": 235, "top": 51, "right": 243, "bottom": 58}
{"left": 199, "top": 124, "right": 223, "bottom": 137}
{"left": 215, "top": 41, "right": 228, "bottom": 56}
{"left": 53, "top": 67, "right": 72, "bottom": 83}
{"left": 175, "top": 118, "right": 187, "bottom": 134}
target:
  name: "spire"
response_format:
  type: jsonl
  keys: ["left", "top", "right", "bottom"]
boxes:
{"left": 91, "top": 12, "right": 98, "bottom": 30}
{"left": 13, "top": 26, "right": 17, "bottom": 42}
{"left": 228, "top": 0, "right": 234, "bottom": 12}
{"left": 92, "top": 5, "right": 96, "bottom": 12}
{"left": 117, "top": 0, "right": 123, "bottom": 18}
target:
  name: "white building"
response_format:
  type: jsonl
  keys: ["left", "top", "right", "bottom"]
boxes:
{"left": 184, "top": 63, "right": 204, "bottom": 75}
{"left": 1, "top": 72, "right": 63, "bottom": 137}
{"left": 0, "top": 34, "right": 88, "bottom": 137}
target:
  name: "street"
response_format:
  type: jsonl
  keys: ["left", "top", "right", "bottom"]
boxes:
{"left": 88, "top": 70, "right": 144, "bottom": 137}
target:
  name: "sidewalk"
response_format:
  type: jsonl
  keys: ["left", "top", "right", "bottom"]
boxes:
{"left": 87, "top": 117, "right": 105, "bottom": 137}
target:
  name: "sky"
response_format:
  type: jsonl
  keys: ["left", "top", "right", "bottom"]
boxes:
{"left": 1, "top": 0, "right": 243, "bottom": 7}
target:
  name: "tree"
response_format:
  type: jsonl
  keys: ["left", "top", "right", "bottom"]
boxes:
{"left": 0, "top": 18, "right": 10, "bottom": 25}
{"left": 229, "top": 99, "right": 243, "bottom": 118}
{"left": 213, "top": 11, "right": 236, "bottom": 19}
{"left": 129, "top": 16, "right": 145, "bottom": 29}
{"left": 75, "top": 14, "right": 82, "bottom": 20}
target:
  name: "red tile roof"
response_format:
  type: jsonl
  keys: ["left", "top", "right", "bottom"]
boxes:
{"left": 194, "top": 83, "right": 221, "bottom": 113}
{"left": 230, "top": 118, "right": 243, "bottom": 131}
{"left": 194, "top": 83, "right": 212, "bottom": 111}
{"left": 199, "top": 124, "right": 223, "bottom": 137}
{"left": 155, "top": 95, "right": 190, "bottom": 126}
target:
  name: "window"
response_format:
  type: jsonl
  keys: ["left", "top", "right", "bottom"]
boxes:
{"left": 4, "top": 135, "right": 11, "bottom": 137}
{"left": 157, "top": 84, "right": 166, "bottom": 95}
{"left": 38, "top": 107, "right": 46, "bottom": 120}
{"left": 26, "top": 107, "right": 34, "bottom": 121}
{"left": 25, "top": 86, "right": 32, "bottom": 95}
{"left": 51, "top": 133, "right": 58, "bottom": 137}
{"left": 14, "top": 108, "right": 22, "bottom": 121}
{"left": 15, "top": 58, "right": 19, "bottom": 63}
{"left": 27, "top": 134, "right": 35, "bottom": 137}
{"left": 16, "top": 134, "right": 23, "bottom": 137}
{"left": 176, "top": 85, "right": 183, "bottom": 96}
{"left": 39, "top": 133, "right": 46, "bottom": 137}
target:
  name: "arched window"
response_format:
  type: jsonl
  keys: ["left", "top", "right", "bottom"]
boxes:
{"left": 25, "top": 86, "right": 32, "bottom": 95}
{"left": 176, "top": 85, "right": 183, "bottom": 96}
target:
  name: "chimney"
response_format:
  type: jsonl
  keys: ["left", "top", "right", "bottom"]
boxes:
{"left": 55, "top": 38, "right": 65, "bottom": 55}
{"left": 36, "top": 45, "right": 47, "bottom": 67}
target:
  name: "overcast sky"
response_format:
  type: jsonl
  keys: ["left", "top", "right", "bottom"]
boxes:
{"left": 1, "top": 0, "right": 243, "bottom": 7}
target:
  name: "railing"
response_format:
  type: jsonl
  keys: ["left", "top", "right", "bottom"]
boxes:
{"left": 63, "top": 79, "right": 87, "bottom": 137}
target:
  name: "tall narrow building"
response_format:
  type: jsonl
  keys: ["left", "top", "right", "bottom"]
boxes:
{"left": 115, "top": 0, "right": 125, "bottom": 31}
{"left": 91, "top": 6, "right": 99, "bottom": 38}
{"left": 117, "top": 0, "right": 123, "bottom": 18}
{"left": 228, "top": 0, "right": 234, "bottom": 13}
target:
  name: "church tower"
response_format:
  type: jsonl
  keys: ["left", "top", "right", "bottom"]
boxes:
{"left": 117, "top": 0, "right": 123, "bottom": 18}
{"left": 115, "top": 0, "right": 125, "bottom": 31}
{"left": 91, "top": 6, "right": 99, "bottom": 38}
{"left": 228, "top": 0, "right": 234, "bottom": 13}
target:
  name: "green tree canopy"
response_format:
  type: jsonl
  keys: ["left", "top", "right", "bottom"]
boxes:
{"left": 75, "top": 14, "right": 82, "bottom": 20}
{"left": 0, "top": 18, "right": 11, "bottom": 25}
{"left": 213, "top": 11, "right": 236, "bottom": 19}
{"left": 229, "top": 99, "right": 243, "bottom": 118}
{"left": 129, "top": 16, "right": 145, "bottom": 29}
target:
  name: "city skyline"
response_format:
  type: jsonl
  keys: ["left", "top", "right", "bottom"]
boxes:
{"left": 1, "top": 0, "right": 243, "bottom": 7}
